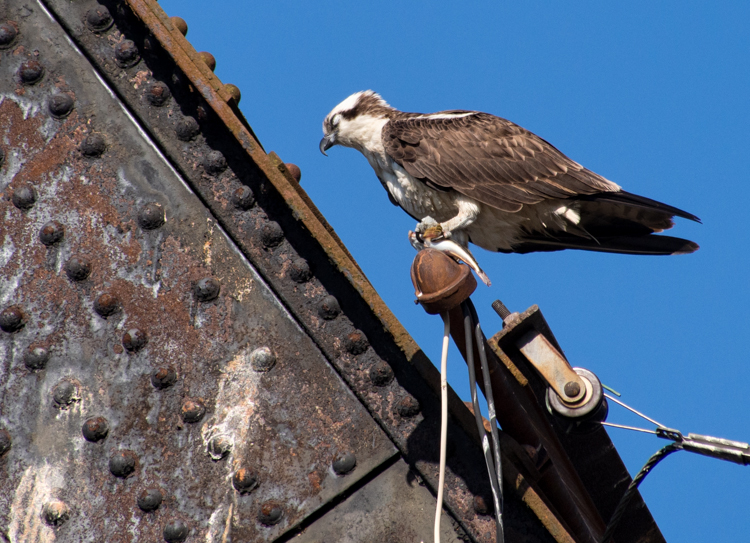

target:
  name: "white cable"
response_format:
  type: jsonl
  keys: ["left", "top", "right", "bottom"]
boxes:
{"left": 434, "top": 312, "right": 451, "bottom": 543}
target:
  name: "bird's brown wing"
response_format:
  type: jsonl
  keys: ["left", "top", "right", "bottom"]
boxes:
{"left": 382, "top": 112, "right": 619, "bottom": 212}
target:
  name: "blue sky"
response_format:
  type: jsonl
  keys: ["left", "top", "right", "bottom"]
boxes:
{"left": 160, "top": 1, "right": 750, "bottom": 541}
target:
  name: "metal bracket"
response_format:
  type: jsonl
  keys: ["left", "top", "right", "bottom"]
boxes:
{"left": 517, "top": 330, "right": 586, "bottom": 404}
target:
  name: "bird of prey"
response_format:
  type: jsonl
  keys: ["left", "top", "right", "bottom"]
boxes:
{"left": 320, "top": 91, "right": 700, "bottom": 256}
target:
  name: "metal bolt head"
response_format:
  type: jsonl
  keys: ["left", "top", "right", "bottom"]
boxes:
{"left": 65, "top": 256, "right": 91, "bottom": 282}
{"left": 18, "top": 60, "right": 44, "bottom": 84}
{"left": 284, "top": 163, "right": 301, "bottom": 183}
{"left": 0, "top": 306, "right": 25, "bottom": 333}
{"left": 232, "top": 467, "right": 259, "bottom": 494}
{"left": 48, "top": 93, "right": 75, "bottom": 119}
{"left": 231, "top": 186, "right": 255, "bottom": 210}
{"left": 207, "top": 435, "right": 232, "bottom": 460}
{"left": 170, "top": 16, "right": 188, "bottom": 36}
{"left": 0, "top": 429, "right": 11, "bottom": 456}
{"left": 151, "top": 366, "right": 177, "bottom": 389}
{"left": 317, "top": 295, "right": 340, "bottom": 320}
{"left": 109, "top": 450, "right": 137, "bottom": 478}
{"left": 80, "top": 133, "right": 106, "bottom": 157}
{"left": 473, "top": 495, "right": 489, "bottom": 515}
{"left": 344, "top": 330, "right": 369, "bottom": 355}
{"left": 42, "top": 500, "right": 69, "bottom": 527}
{"left": 11, "top": 185, "right": 36, "bottom": 211}
{"left": 261, "top": 221, "right": 284, "bottom": 248}
{"left": 224, "top": 83, "right": 241, "bottom": 104}
{"left": 195, "top": 278, "right": 221, "bottom": 302}
{"left": 564, "top": 380, "right": 581, "bottom": 399}
{"left": 203, "top": 150, "right": 227, "bottom": 175}
{"left": 82, "top": 417, "right": 109, "bottom": 442}
{"left": 332, "top": 452, "right": 357, "bottom": 475}
{"left": 369, "top": 361, "right": 394, "bottom": 387}
{"left": 114, "top": 39, "right": 140, "bottom": 67}
{"left": 163, "top": 520, "right": 189, "bottom": 543}
{"left": 250, "top": 347, "right": 276, "bottom": 372}
{"left": 0, "top": 22, "right": 18, "bottom": 49}
{"left": 39, "top": 221, "right": 64, "bottom": 246}
{"left": 146, "top": 81, "right": 171, "bottom": 107}
{"left": 137, "top": 487, "right": 163, "bottom": 512}
{"left": 289, "top": 257, "right": 311, "bottom": 283}
{"left": 198, "top": 51, "right": 216, "bottom": 71}
{"left": 93, "top": 293, "right": 119, "bottom": 318}
{"left": 52, "top": 380, "right": 78, "bottom": 409}
{"left": 396, "top": 395, "right": 421, "bottom": 418}
{"left": 258, "top": 501, "right": 283, "bottom": 526}
{"left": 86, "top": 6, "right": 113, "bottom": 32}
{"left": 122, "top": 328, "right": 147, "bottom": 352}
{"left": 175, "top": 116, "right": 199, "bottom": 141}
{"left": 24, "top": 344, "right": 50, "bottom": 371}
{"left": 180, "top": 398, "right": 206, "bottom": 423}
{"left": 138, "top": 202, "right": 166, "bottom": 230}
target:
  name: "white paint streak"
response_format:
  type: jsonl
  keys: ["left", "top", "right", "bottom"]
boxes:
{"left": 8, "top": 464, "right": 64, "bottom": 543}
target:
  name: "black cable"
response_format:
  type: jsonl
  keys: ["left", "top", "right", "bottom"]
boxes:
{"left": 463, "top": 301, "right": 505, "bottom": 543}
{"left": 601, "top": 442, "right": 683, "bottom": 543}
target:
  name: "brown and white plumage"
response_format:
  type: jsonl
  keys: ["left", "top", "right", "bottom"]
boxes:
{"left": 320, "top": 91, "right": 700, "bottom": 256}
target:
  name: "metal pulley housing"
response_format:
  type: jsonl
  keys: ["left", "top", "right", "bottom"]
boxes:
{"left": 547, "top": 368, "right": 608, "bottom": 432}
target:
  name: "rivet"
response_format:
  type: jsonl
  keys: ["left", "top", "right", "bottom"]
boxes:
{"left": 163, "top": 520, "right": 189, "bottom": 543}
{"left": 18, "top": 60, "right": 44, "bottom": 85}
{"left": 317, "top": 295, "right": 340, "bottom": 320}
{"left": 65, "top": 256, "right": 91, "bottom": 282}
{"left": 39, "top": 220, "right": 64, "bottom": 246}
{"left": 258, "top": 501, "right": 283, "bottom": 526}
{"left": 207, "top": 435, "right": 232, "bottom": 460}
{"left": 0, "top": 306, "right": 25, "bottom": 333}
{"left": 0, "top": 428, "right": 11, "bottom": 456}
{"left": 197, "top": 51, "right": 216, "bottom": 71}
{"left": 369, "top": 361, "right": 394, "bottom": 387}
{"left": 231, "top": 186, "right": 255, "bottom": 210}
{"left": 146, "top": 81, "right": 171, "bottom": 107}
{"left": 42, "top": 500, "right": 70, "bottom": 527}
{"left": 564, "top": 380, "right": 581, "bottom": 398}
{"left": 396, "top": 395, "right": 421, "bottom": 418}
{"left": 170, "top": 16, "right": 188, "bottom": 36}
{"left": 250, "top": 347, "right": 276, "bottom": 372}
{"left": 344, "top": 330, "right": 369, "bottom": 355}
{"left": 203, "top": 150, "right": 227, "bottom": 175}
{"left": 223, "top": 83, "right": 241, "bottom": 104}
{"left": 114, "top": 39, "right": 140, "bottom": 68}
{"left": 80, "top": 133, "right": 106, "bottom": 157}
{"left": 52, "top": 380, "right": 78, "bottom": 409}
{"left": 195, "top": 278, "right": 220, "bottom": 302}
{"left": 232, "top": 467, "right": 259, "bottom": 494}
{"left": 11, "top": 185, "right": 36, "bottom": 210}
{"left": 261, "top": 221, "right": 284, "bottom": 248}
{"left": 151, "top": 366, "right": 177, "bottom": 389}
{"left": 48, "top": 93, "right": 75, "bottom": 119}
{"left": 473, "top": 495, "right": 489, "bottom": 515}
{"left": 0, "top": 22, "right": 18, "bottom": 49}
{"left": 93, "top": 293, "right": 119, "bottom": 318}
{"left": 86, "top": 6, "right": 113, "bottom": 32}
{"left": 332, "top": 452, "right": 357, "bottom": 475}
{"left": 175, "top": 116, "right": 199, "bottom": 141}
{"left": 122, "top": 328, "right": 147, "bottom": 352}
{"left": 82, "top": 417, "right": 109, "bottom": 442}
{"left": 109, "top": 450, "right": 137, "bottom": 478}
{"left": 137, "top": 487, "right": 163, "bottom": 512}
{"left": 289, "top": 257, "right": 311, "bottom": 283}
{"left": 180, "top": 398, "right": 206, "bottom": 423}
{"left": 284, "top": 163, "right": 301, "bottom": 183}
{"left": 24, "top": 344, "right": 50, "bottom": 371}
{"left": 138, "top": 202, "right": 165, "bottom": 230}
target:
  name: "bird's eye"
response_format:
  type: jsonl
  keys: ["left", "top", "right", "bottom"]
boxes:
{"left": 332, "top": 114, "right": 341, "bottom": 127}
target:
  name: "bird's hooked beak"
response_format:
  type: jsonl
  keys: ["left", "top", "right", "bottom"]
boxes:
{"left": 319, "top": 132, "right": 336, "bottom": 156}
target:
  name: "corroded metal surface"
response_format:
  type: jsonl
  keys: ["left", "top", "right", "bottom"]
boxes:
{"left": 0, "top": 3, "right": 396, "bottom": 540}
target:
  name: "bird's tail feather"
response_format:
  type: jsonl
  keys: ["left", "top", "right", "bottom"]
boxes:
{"left": 510, "top": 235, "right": 699, "bottom": 255}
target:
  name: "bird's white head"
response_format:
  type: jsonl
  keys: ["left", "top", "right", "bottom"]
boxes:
{"left": 320, "top": 91, "right": 392, "bottom": 155}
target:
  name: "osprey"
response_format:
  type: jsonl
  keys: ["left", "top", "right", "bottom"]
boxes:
{"left": 320, "top": 91, "right": 699, "bottom": 255}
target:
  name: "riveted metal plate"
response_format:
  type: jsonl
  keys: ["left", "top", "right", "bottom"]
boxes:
{"left": 0, "top": 3, "right": 395, "bottom": 541}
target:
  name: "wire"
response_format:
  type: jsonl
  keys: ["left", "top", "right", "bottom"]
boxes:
{"left": 600, "top": 422, "right": 657, "bottom": 435}
{"left": 434, "top": 312, "right": 451, "bottom": 543}
{"left": 601, "top": 443, "right": 683, "bottom": 542}
{"left": 604, "top": 393, "right": 666, "bottom": 429}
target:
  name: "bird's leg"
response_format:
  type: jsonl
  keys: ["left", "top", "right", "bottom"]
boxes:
{"left": 437, "top": 196, "right": 480, "bottom": 240}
